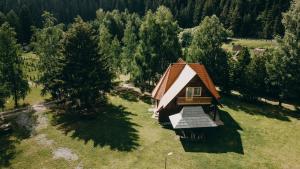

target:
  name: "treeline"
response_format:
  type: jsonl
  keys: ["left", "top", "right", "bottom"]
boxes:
{"left": 184, "top": 1, "right": 300, "bottom": 105}
{"left": 0, "top": 2, "right": 299, "bottom": 111}
{"left": 0, "top": 0, "right": 291, "bottom": 44}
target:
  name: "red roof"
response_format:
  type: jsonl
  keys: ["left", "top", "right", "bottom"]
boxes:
{"left": 152, "top": 59, "right": 220, "bottom": 100}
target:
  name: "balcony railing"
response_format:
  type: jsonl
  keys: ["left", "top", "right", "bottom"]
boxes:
{"left": 177, "top": 97, "right": 213, "bottom": 105}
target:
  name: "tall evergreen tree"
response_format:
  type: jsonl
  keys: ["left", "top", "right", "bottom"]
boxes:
{"left": 134, "top": 6, "right": 181, "bottom": 89}
{"left": 187, "top": 15, "right": 231, "bottom": 90}
{"left": 267, "top": 0, "right": 300, "bottom": 105}
{"left": 19, "top": 5, "right": 34, "bottom": 43}
{"left": 121, "top": 20, "right": 138, "bottom": 75}
{"left": 6, "top": 10, "right": 22, "bottom": 42}
{"left": 0, "top": 23, "right": 29, "bottom": 107}
{"left": 0, "top": 12, "right": 6, "bottom": 25}
{"left": 0, "top": 70, "right": 9, "bottom": 109}
{"left": 61, "top": 17, "right": 113, "bottom": 109}
{"left": 31, "top": 11, "right": 65, "bottom": 98}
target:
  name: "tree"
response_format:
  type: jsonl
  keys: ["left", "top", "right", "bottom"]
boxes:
{"left": 187, "top": 15, "right": 231, "bottom": 90}
{"left": 267, "top": 0, "right": 300, "bottom": 105}
{"left": 134, "top": 6, "right": 181, "bottom": 89}
{"left": 31, "top": 11, "right": 64, "bottom": 98}
{"left": 121, "top": 20, "right": 139, "bottom": 75}
{"left": 19, "top": 5, "right": 34, "bottom": 43}
{"left": 243, "top": 53, "right": 269, "bottom": 99}
{"left": 0, "top": 12, "right": 6, "bottom": 25}
{"left": 98, "top": 24, "right": 116, "bottom": 73}
{"left": 0, "top": 23, "right": 29, "bottom": 107}
{"left": 6, "top": 10, "right": 22, "bottom": 42}
{"left": 61, "top": 17, "right": 113, "bottom": 109}
{"left": 0, "top": 72, "right": 9, "bottom": 109}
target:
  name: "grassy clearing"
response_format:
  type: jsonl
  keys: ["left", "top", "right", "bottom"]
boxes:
{"left": 222, "top": 38, "right": 276, "bottom": 52}
{"left": 3, "top": 52, "right": 48, "bottom": 110}
{"left": 1, "top": 89, "right": 300, "bottom": 169}
{"left": 4, "top": 86, "right": 50, "bottom": 110}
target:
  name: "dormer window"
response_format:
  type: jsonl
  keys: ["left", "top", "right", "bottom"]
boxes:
{"left": 186, "top": 87, "right": 202, "bottom": 98}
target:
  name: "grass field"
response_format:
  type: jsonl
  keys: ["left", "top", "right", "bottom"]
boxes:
{"left": 222, "top": 38, "right": 276, "bottom": 52}
{"left": 1, "top": 89, "right": 299, "bottom": 169}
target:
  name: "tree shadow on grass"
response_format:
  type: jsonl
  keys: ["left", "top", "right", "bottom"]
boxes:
{"left": 111, "top": 86, "right": 152, "bottom": 104}
{"left": 222, "top": 95, "right": 300, "bottom": 122}
{"left": 0, "top": 129, "right": 18, "bottom": 167}
{"left": 0, "top": 108, "right": 36, "bottom": 167}
{"left": 51, "top": 104, "right": 140, "bottom": 151}
{"left": 179, "top": 110, "right": 244, "bottom": 154}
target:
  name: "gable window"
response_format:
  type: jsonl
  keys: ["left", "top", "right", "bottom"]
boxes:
{"left": 186, "top": 87, "right": 202, "bottom": 97}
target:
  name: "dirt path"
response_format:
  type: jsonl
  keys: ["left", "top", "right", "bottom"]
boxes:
{"left": 31, "top": 103, "right": 82, "bottom": 169}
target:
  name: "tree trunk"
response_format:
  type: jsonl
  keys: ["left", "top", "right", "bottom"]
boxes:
{"left": 14, "top": 89, "right": 18, "bottom": 108}
{"left": 278, "top": 100, "right": 282, "bottom": 107}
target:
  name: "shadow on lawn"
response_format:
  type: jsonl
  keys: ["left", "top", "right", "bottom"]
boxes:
{"left": 179, "top": 110, "right": 244, "bottom": 154}
{"left": 0, "top": 109, "right": 36, "bottom": 167}
{"left": 222, "top": 95, "right": 300, "bottom": 122}
{"left": 52, "top": 104, "right": 140, "bottom": 151}
{"left": 111, "top": 86, "right": 152, "bottom": 104}
{"left": 0, "top": 129, "right": 18, "bottom": 167}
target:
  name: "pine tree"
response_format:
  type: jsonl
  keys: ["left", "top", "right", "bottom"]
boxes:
{"left": 267, "top": 0, "right": 300, "bottom": 105}
{"left": 0, "top": 71, "right": 9, "bottom": 109}
{"left": 0, "top": 23, "right": 29, "bottom": 107}
{"left": 187, "top": 15, "right": 231, "bottom": 89}
{"left": 19, "top": 5, "right": 33, "bottom": 43}
{"left": 6, "top": 10, "right": 22, "bottom": 42}
{"left": 31, "top": 11, "right": 65, "bottom": 98}
{"left": 0, "top": 12, "right": 6, "bottom": 25}
{"left": 134, "top": 6, "right": 181, "bottom": 89}
{"left": 62, "top": 17, "right": 113, "bottom": 109}
{"left": 121, "top": 20, "right": 138, "bottom": 75}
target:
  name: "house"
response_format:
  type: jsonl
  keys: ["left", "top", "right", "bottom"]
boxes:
{"left": 151, "top": 58, "right": 223, "bottom": 130}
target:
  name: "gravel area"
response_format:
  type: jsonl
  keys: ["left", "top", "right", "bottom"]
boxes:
{"left": 53, "top": 148, "right": 79, "bottom": 161}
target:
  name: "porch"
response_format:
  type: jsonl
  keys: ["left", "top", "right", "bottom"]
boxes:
{"left": 177, "top": 97, "right": 213, "bottom": 105}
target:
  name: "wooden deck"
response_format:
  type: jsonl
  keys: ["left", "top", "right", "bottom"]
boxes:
{"left": 177, "top": 97, "right": 213, "bottom": 105}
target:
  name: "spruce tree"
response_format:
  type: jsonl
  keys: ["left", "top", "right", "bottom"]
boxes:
{"left": 31, "top": 11, "right": 65, "bottom": 98}
{"left": 267, "top": 0, "right": 300, "bottom": 105}
{"left": 187, "top": 15, "right": 231, "bottom": 89}
{"left": 121, "top": 20, "right": 138, "bottom": 75}
{"left": 134, "top": 6, "right": 181, "bottom": 89}
{"left": 0, "top": 23, "right": 29, "bottom": 107}
{"left": 62, "top": 17, "right": 113, "bottom": 109}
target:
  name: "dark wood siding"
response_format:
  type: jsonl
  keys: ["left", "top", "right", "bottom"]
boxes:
{"left": 158, "top": 76, "right": 214, "bottom": 122}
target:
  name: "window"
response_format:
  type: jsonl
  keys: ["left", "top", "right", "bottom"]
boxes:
{"left": 186, "top": 87, "right": 193, "bottom": 98}
{"left": 193, "top": 87, "right": 202, "bottom": 96}
{"left": 186, "top": 87, "right": 202, "bottom": 97}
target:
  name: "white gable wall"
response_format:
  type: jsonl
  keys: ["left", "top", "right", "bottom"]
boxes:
{"left": 157, "top": 65, "right": 196, "bottom": 111}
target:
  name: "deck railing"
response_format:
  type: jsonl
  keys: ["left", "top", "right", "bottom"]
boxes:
{"left": 177, "top": 97, "right": 213, "bottom": 105}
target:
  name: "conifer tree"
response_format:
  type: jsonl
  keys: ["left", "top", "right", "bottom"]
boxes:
{"left": 31, "top": 11, "right": 65, "bottom": 98}
{"left": 121, "top": 20, "right": 138, "bottom": 75}
{"left": 187, "top": 15, "right": 231, "bottom": 89}
{"left": 62, "top": 17, "right": 113, "bottom": 109}
{"left": 0, "top": 23, "right": 29, "bottom": 107}
{"left": 267, "top": 0, "right": 300, "bottom": 105}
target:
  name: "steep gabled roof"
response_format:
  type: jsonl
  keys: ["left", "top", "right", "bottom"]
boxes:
{"left": 152, "top": 59, "right": 220, "bottom": 102}
{"left": 157, "top": 64, "right": 196, "bottom": 111}
{"left": 189, "top": 64, "right": 221, "bottom": 100}
{"left": 152, "top": 59, "right": 185, "bottom": 100}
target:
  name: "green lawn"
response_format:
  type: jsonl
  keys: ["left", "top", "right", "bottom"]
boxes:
{"left": 4, "top": 86, "right": 50, "bottom": 110}
{"left": 222, "top": 38, "right": 276, "bottom": 52}
{"left": 1, "top": 90, "right": 300, "bottom": 169}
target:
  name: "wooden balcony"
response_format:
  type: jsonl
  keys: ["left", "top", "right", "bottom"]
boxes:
{"left": 177, "top": 97, "right": 213, "bottom": 105}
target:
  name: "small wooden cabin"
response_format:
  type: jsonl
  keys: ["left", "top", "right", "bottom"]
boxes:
{"left": 151, "top": 58, "right": 223, "bottom": 129}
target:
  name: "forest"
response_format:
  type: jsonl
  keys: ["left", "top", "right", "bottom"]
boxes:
{"left": 1, "top": 0, "right": 300, "bottom": 111}
{"left": 0, "top": 0, "right": 291, "bottom": 44}
{"left": 1, "top": 1, "right": 300, "bottom": 168}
